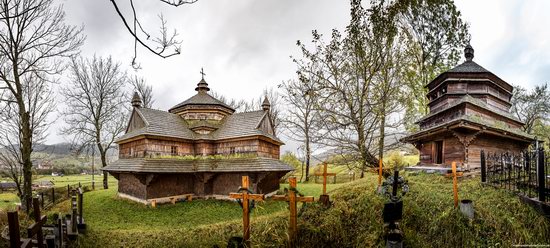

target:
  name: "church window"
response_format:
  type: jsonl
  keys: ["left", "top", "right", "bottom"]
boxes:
{"left": 171, "top": 146, "right": 178, "bottom": 156}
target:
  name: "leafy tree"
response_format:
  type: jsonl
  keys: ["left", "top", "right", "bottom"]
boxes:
{"left": 280, "top": 152, "right": 302, "bottom": 170}
{"left": 0, "top": 0, "right": 83, "bottom": 209}
{"left": 395, "top": 0, "right": 470, "bottom": 131}
{"left": 511, "top": 83, "right": 550, "bottom": 134}
{"left": 61, "top": 56, "right": 128, "bottom": 189}
{"left": 369, "top": 1, "right": 407, "bottom": 166}
{"left": 295, "top": 1, "right": 383, "bottom": 178}
{"left": 532, "top": 120, "right": 550, "bottom": 150}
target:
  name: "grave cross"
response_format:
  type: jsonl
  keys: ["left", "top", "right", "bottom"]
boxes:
{"left": 452, "top": 162, "right": 459, "bottom": 208}
{"left": 229, "top": 176, "right": 265, "bottom": 243}
{"left": 272, "top": 177, "right": 314, "bottom": 246}
{"left": 314, "top": 162, "right": 336, "bottom": 195}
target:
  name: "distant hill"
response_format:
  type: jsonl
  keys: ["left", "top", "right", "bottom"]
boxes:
{"left": 34, "top": 142, "right": 73, "bottom": 155}
{"left": 34, "top": 143, "right": 118, "bottom": 157}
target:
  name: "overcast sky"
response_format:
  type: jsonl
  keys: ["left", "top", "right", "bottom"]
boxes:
{"left": 49, "top": 0, "right": 550, "bottom": 153}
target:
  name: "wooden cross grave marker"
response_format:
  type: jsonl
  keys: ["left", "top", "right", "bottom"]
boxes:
{"left": 229, "top": 176, "right": 265, "bottom": 244}
{"left": 272, "top": 177, "right": 314, "bottom": 247}
{"left": 452, "top": 162, "right": 459, "bottom": 208}
{"left": 314, "top": 162, "right": 336, "bottom": 206}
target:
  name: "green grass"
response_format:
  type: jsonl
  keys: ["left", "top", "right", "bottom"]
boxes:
{"left": 4, "top": 172, "right": 548, "bottom": 247}
{"left": 294, "top": 172, "right": 550, "bottom": 247}
{"left": 35, "top": 174, "right": 116, "bottom": 186}
{"left": 0, "top": 192, "right": 19, "bottom": 210}
{"left": 402, "top": 154, "right": 419, "bottom": 166}
{"left": 41, "top": 180, "right": 345, "bottom": 247}
{"left": 0, "top": 175, "right": 118, "bottom": 211}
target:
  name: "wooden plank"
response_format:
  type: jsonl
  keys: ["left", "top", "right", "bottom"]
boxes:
{"left": 8, "top": 211, "right": 21, "bottom": 248}
{"left": 27, "top": 216, "right": 47, "bottom": 236}
{"left": 271, "top": 195, "right": 288, "bottom": 201}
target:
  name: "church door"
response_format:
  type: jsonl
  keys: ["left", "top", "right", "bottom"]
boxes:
{"left": 434, "top": 140, "right": 443, "bottom": 164}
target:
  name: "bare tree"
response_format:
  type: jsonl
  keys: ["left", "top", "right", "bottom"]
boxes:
{"left": 280, "top": 78, "right": 321, "bottom": 182}
{"left": 0, "top": 74, "right": 55, "bottom": 198}
{"left": 211, "top": 88, "right": 282, "bottom": 134}
{"left": 109, "top": 0, "right": 198, "bottom": 68}
{"left": 130, "top": 75, "right": 155, "bottom": 108}
{"left": 61, "top": 56, "right": 128, "bottom": 189}
{"left": 210, "top": 91, "right": 250, "bottom": 111}
{"left": 0, "top": 0, "right": 83, "bottom": 209}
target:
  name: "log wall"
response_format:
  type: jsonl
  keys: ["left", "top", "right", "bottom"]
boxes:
{"left": 216, "top": 140, "right": 259, "bottom": 155}
{"left": 118, "top": 174, "right": 147, "bottom": 199}
{"left": 258, "top": 140, "right": 280, "bottom": 159}
{"left": 119, "top": 139, "right": 194, "bottom": 158}
{"left": 146, "top": 174, "right": 195, "bottom": 198}
{"left": 468, "top": 134, "right": 528, "bottom": 169}
{"left": 116, "top": 171, "right": 283, "bottom": 200}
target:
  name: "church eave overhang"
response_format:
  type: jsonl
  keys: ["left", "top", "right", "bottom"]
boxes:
{"left": 402, "top": 118, "right": 535, "bottom": 144}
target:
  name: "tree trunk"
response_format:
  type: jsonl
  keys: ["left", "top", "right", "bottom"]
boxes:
{"left": 305, "top": 135, "right": 311, "bottom": 182}
{"left": 98, "top": 146, "right": 109, "bottom": 189}
{"left": 378, "top": 101, "right": 386, "bottom": 167}
{"left": 21, "top": 111, "right": 33, "bottom": 213}
{"left": 14, "top": 61, "right": 33, "bottom": 213}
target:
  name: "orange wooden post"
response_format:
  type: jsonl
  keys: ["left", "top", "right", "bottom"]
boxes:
{"left": 378, "top": 158, "right": 384, "bottom": 186}
{"left": 272, "top": 177, "right": 314, "bottom": 246}
{"left": 229, "top": 176, "right": 264, "bottom": 243}
{"left": 452, "top": 162, "right": 459, "bottom": 208}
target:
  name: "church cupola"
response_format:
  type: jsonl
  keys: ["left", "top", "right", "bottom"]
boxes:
{"left": 131, "top": 92, "right": 142, "bottom": 108}
{"left": 195, "top": 68, "right": 210, "bottom": 93}
{"left": 262, "top": 96, "right": 270, "bottom": 111}
{"left": 195, "top": 79, "right": 210, "bottom": 93}
{"left": 464, "top": 43, "right": 474, "bottom": 61}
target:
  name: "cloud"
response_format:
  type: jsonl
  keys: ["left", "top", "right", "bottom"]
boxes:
{"left": 47, "top": 0, "right": 550, "bottom": 154}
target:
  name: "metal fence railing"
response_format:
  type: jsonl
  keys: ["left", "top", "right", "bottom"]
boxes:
{"left": 481, "top": 148, "right": 549, "bottom": 204}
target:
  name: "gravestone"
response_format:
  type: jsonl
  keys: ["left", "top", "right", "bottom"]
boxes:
{"left": 381, "top": 170, "right": 409, "bottom": 248}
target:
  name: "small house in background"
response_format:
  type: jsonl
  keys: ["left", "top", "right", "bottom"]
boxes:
{"left": 103, "top": 74, "right": 292, "bottom": 203}
{"left": 37, "top": 160, "right": 53, "bottom": 170}
{"left": 32, "top": 180, "right": 54, "bottom": 189}
{"left": 402, "top": 45, "right": 535, "bottom": 170}
{"left": 0, "top": 181, "right": 17, "bottom": 192}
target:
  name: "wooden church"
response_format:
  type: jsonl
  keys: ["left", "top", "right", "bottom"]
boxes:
{"left": 103, "top": 75, "right": 292, "bottom": 203}
{"left": 402, "top": 45, "right": 535, "bottom": 170}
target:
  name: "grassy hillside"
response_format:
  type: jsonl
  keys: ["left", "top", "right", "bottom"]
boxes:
{"left": 4, "top": 172, "right": 548, "bottom": 247}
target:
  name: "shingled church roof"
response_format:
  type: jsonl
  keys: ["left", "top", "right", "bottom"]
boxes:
{"left": 168, "top": 78, "right": 235, "bottom": 113}
{"left": 425, "top": 44, "right": 513, "bottom": 91}
{"left": 447, "top": 60, "right": 490, "bottom": 73}
{"left": 168, "top": 90, "right": 234, "bottom": 112}
{"left": 117, "top": 107, "right": 282, "bottom": 144}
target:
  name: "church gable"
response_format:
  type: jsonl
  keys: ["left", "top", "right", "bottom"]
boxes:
{"left": 256, "top": 112, "right": 275, "bottom": 136}
{"left": 126, "top": 109, "right": 147, "bottom": 133}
